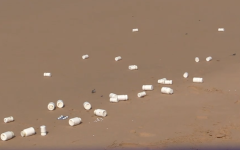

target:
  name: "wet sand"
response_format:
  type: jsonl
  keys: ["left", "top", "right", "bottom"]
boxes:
{"left": 0, "top": 0, "right": 240, "bottom": 149}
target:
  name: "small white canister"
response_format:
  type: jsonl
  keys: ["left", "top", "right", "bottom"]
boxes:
{"left": 183, "top": 72, "right": 188, "bottom": 78}
{"left": 142, "top": 85, "right": 153, "bottom": 91}
{"left": 21, "top": 127, "right": 36, "bottom": 137}
{"left": 48, "top": 102, "right": 55, "bottom": 110}
{"left": 193, "top": 77, "right": 203, "bottom": 83}
{"left": 195, "top": 57, "right": 200, "bottom": 62}
{"left": 94, "top": 109, "right": 107, "bottom": 117}
{"left": 129, "top": 65, "right": 138, "bottom": 70}
{"left": 161, "top": 87, "right": 174, "bottom": 94}
{"left": 164, "top": 80, "right": 173, "bottom": 84}
{"left": 40, "top": 125, "right": 47, "bottom": 136}
{"left": 4, "top": 116, "right": 14, "bottom": 123}
{"left": 69, "top": 117, "right": 82, "bottom": 126}
{"left": 117, "top": 95, "right": 128, "bottom": 101}
{"left": 1, "top": 131, "right": 14, "bottom": 141}
{"left": 83, "top": 102, "right": 92, "bottom": 110}
{"left": 43, "top": 72, "right": 51, "bottom": 77}
{"left": 138, "top": 91, "right": 146, "bottom": 98}
{"left": 206, "top": 56, "right": 212, "bottom": 62}
{"left": 115, "top": 56, "right": 122, "bottom": 61}
{"left": 57, "top": 100, "right": 64, "bottom": 108}
{"left": 110, "top": 97, "right": 119, "bottom": 102}
{"left": 109, "top": 93, "right": 117, "bottom": 98}
{"left": 82, "top": 54, "right": 89, "bottom": 59}
{"left": 158, "top": 78, "right": 166, "bottom": 84}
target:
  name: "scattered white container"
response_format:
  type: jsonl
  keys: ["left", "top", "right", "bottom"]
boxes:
{"left": 129, "top": 65, "right": 138, "bottom": 70}
{"left": 164, "top": 80, "right": 173, "bottom": 84}
{"left": 206, "top": 56, "right": 212, "bottom": 62}
{"left": 48, "top": 102, "right": 55, "bottom": 111}
{"left": 94, "top": 109, "right": 107, "bottom": 117}
{"left": 193, "top": 77, "right": 203, "bottom": 83}
{"left": 69, "top": 117, "right": 82, "bottom": 126}
{"left": 138, "top": 91, "right": 146, "bottom": 98}
{"left": 83, "top": 102, "right": 91, "bottom": 110}
{"left": 183, "top": 72, "right": 188, "bottom": 78}
{"left": 109, "top": 93, "right": 117, "bottom": 98}
{"left": 142, "top": 85, "right": 153, "bottom": 91}
{"left": 4, "top": 116, "right": 14, "bottom": 123}
{"left": 117, "top": 95, "right": 128, "bottom": 101}
{"left": 110, "top": 97, "right": 119, "bottom": 102}
{"left": 20, "top": 127, "right": 36, "bottom": 137}
{"left": 161, "top": 87, "right": 174, "bottom": 94}
{"left": 40, "top": 125, "right": 47, "bottom": 136}
{"left": 158, "top": 78, "right": 166, "bottom": 84}
{"left": 195, "top": 57, "right": 200, "bottom": 62}
{"left": 1, "top": 131, "right": 14, "bottom": 141}
{"left": 218, "top": 28, "right": 224, "bottom": 31}
{"left": 132, "top": 28, "right": 138, "bottom": 32}
{"left": 82, "top": 54, "right": 89, "bottom": 59}
{"left": 115, "top": 56, "right": 122, "bottom": 61}
{"left": 43, "top": 73, "right": 51, "bottom": 77}
{"left": 57, "top": 100, "right": 64, "bottom": 108}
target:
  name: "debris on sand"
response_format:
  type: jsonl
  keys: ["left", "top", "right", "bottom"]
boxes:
{"left": 132, "top": 28, "right": 138, "bottom": 32}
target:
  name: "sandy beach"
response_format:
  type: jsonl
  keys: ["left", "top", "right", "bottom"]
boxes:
{"left": 0, "top": 0, "right": 240, "bottom": 149}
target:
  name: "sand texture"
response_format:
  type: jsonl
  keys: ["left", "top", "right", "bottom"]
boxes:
{"left": 0, "top": 0, "right": 240, "bottom": 149}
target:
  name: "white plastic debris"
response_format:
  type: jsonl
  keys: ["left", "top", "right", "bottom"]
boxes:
{"left": 1, "top": 131, "right": 14, "bottom": 141}
{"left": 83, "top": 102, "right": 92, "bottom": 110}
{"left": 158, "top": 79, "right": 172, "bottom": 84}
{"left": 132, "top": 28, "right": 138, "bottom": 32}
{"left": 4, "top": 116, "right": 14, "bottom": 123}
{"left": 206, "top": 56, "right": 212, "bottom": 61}
{"left": 57, "top": 100, "right": 64, "bottom": 108}
{"left": 129, "top": 65, "right": 138, "bottom": 70}
{"left": 58, "top": 115, "right": 64, "bottom": 120}
{"left": 57, "top": 115, "right": 68, "bottom": 120}
{"left": 109, "top": 93, "right": 117, "bottom": 98}
{"left": 183, "top": 72, "right": 188, "bottom": 78}
{"left": 142, "top": 85, "right": 153, "bottom": 91}
{"left": 48, "top": 102, "right": 55, "bottom": 111}
{"left": 193, "top": 77, "right": 203, "bottom": 83}
{"left": 110, "top": 97, "right": 119, "bottom": 102}
{"left": 43, "top": 73, "right": 51, "bottom": 77}
{"left": 117, "top": 95, "right": 128, "bottom": 101}
{"left": 158, "top": 78, "right": 167, "bottom": 84}
{"left": 164, "top": 80, "right": 172, "bottom": 84}
{"left": 115, "top": 56, "right": 122, "bottom": 61}
{"left": 82, "top": 54, "right": 89, "bottom": 59}
{"left": 69, "top": 117, "right": 81, "bottom": 126}
{"left": 21, "top": 127, "right": 36, "bottom": 137}
{"left": 161, "top": 87, "right": 174, "bottom": 94}
{"left": 218, "top": 28, "right": 224, "bottom": 31}
{"left": 94, "top": 109, "right": 107, "bottom": 117}
{"left": 40, "top": 125, "right": 47, "bottom": 136}
{"left": 195, "top": 57, "right": 200, "bottom": 62}
{"left": 62, "top": 116, "right": 68, "bottom": 120}
{"left": 138, "top": 91, "right": 146, "bottom": 98}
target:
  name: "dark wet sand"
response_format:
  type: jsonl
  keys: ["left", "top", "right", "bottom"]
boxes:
{"left": 0, "top": 0, "right": 240, "bottom": 149}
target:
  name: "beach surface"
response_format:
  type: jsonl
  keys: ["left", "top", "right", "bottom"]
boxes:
{"left": 0, "top": 0, "right": 240, "bottom": 149}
